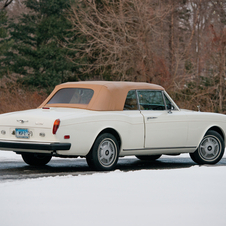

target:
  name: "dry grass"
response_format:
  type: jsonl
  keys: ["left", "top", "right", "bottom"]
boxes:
{"left": 0, "top": 85, "right": 48, "bottom": 114}
{"left": 0, "top": 82, "right": 221, "bottom": 114}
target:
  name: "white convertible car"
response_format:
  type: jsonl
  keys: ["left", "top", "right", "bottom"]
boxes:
{"left": 0, "top": 81, "right": 225, "bottom": 170}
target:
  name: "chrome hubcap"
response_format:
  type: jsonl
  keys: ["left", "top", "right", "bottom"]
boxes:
{"left": 199, "top": 136, "right": 220, "bottom": 161}
{"left": 98, "top": 138, "right": 117, "bottom": 167}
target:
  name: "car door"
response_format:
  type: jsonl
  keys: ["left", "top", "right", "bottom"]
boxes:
{"left": 137, "top": 90, "right": 189, "bottom": 151}
{"left": 122, "top": 90, "right": 145, "bottom": 149}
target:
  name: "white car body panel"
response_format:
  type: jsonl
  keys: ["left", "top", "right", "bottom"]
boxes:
{"left": 141, "top": 110, "right": 189, "bottom": 149}
{"left": 0, "top": 108, "right": 145, "bottom": 156}
{"left": 185, "top": 111, "right": 226, "bottom": 146}
{"left": 56, "top": 110, "right": 145, "bottom": 156}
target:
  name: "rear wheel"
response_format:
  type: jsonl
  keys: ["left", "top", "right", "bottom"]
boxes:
{"left": 86, "top": 133, "right": 119, "bottom": 171}
{"left": 22, "top": 153, "right": 52, "bottom": 166}
{"left": 190, "top": 130, "right": 224, "bottom": 164}
{"left": 136, "top": 155, "right": 162, "bottom": 161}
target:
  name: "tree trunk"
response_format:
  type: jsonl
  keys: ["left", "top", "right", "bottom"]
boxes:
{"left": 169, "top": 2, "right": 174, "bottom": 81}
{"left": 219, "top": 45, "right": 225, "bottom": 112}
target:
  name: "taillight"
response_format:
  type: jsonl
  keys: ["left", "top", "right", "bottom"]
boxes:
{"left": 53, "top": 119, "right": 60, "bottom": 134}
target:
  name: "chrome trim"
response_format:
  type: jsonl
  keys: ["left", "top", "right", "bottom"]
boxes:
{"left": 17, "top": 120, "right": 29, "bottom": 123}
{"left": 0, "top": 139, "right": 71, "bottom": 151}
{"left": 123, "top": 146, "right": 197, "bottom": 151}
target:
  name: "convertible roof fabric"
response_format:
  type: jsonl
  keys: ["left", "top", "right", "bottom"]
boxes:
{"left": 39, "top": 81, "right": 164, "bottom": 111}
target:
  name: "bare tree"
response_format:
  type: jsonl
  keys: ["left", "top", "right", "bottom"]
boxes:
{"left": 67, "top": 0, "right": 172, "bottom": 85}
{"left": 208, "top": 0, "right": 226, "bottom": 112}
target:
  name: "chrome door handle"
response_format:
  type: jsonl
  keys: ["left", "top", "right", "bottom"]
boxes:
{"left": 147, "top": 117, "right": 157, "bottom": 120}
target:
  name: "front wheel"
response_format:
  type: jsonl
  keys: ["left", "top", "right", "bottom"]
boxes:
{"left": 22, "top": 153, "right": 52, "bottom": 166}
{"left": 190, "top": 130, "right": 225, "bottom": 164}
{"left": 86, "top": 133, "right": 119, "bottom": 171}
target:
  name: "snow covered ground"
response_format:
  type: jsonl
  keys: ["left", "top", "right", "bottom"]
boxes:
{"left": 0, "top": 151, "right": 226, "bottom": 226}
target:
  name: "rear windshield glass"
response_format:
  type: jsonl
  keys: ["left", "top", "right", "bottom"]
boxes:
{"left": 47, "top": 88, "right": 94, "bottom": 105}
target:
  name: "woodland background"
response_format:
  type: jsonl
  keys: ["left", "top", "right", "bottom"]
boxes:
{"left": 0, "top": 0, "right": 226, "bottom": 113}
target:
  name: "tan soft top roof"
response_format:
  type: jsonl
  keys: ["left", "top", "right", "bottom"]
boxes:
{"left": 39, "top": 81, "right": 164, "bottom": 111}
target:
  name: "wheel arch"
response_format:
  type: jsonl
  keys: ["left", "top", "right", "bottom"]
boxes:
{"left": 88, "top": 127, "right": 122, "bottom": 155}
{"left": 206, "top": 126, "right": 225, "bottom": 142}
{"left": 190, "top": 127, "right": 225, "bottom": 164}
{"left": 191, "top": 125, "right": 225, "bottom": 154}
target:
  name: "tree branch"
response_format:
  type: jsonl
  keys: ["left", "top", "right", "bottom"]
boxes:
{"left": 1, "top": 0, "right": 13, "bottom": 10}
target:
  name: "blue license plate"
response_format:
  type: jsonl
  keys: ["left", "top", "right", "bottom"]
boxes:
{"left": 15, "top": 128, "right": 30, "bottom": 139}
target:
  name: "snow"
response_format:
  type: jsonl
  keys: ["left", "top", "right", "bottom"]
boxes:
{"left": 0, "top": 151, "right": 226, "bottom": 226}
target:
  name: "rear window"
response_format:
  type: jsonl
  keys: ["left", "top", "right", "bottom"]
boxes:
{"left": 47, "top": 88, "right": 94, "bottom": 105}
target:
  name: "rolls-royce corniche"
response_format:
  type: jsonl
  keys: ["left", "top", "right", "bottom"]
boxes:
{"left": 0, "top": 81, "right": 225, "bottom": 170}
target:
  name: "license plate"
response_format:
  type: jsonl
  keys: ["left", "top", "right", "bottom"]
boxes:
{"left": 15, "top": 128, "right": 30, "bottom": 139}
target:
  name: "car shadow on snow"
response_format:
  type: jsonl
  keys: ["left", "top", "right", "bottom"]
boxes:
{"left": 2, "top": 156, "right": 226, "bottom": 181}
{"left": 0, "top": 156, "right": 226, "bottom": 181}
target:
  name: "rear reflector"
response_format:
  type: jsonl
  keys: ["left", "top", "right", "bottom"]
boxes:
{"left": 53, "top": 119, "right": 60, "bottom": 134}
{"left": 64, "top": 135, "right": 70, "bottom": 139}
{"left": 42, "top": 107, "right": 50, "bottom": 109}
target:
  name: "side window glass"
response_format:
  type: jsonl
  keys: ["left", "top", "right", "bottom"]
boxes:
{"left": 124, "top": 90, "right": 138, "bottom": 110}
{"left": 137, "top": 90, "right": 166, "bottom": 110}
{"left": 164, "top": 93, "right": 175, "bottom": 110}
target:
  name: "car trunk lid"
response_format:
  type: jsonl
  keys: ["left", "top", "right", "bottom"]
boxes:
{"left": 0, "top": 107, "right": 88, "bottom": 142}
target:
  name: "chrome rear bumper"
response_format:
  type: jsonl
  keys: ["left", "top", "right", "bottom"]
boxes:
{"left": 0, "top": 140, "right": 71, "bottom": 151}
